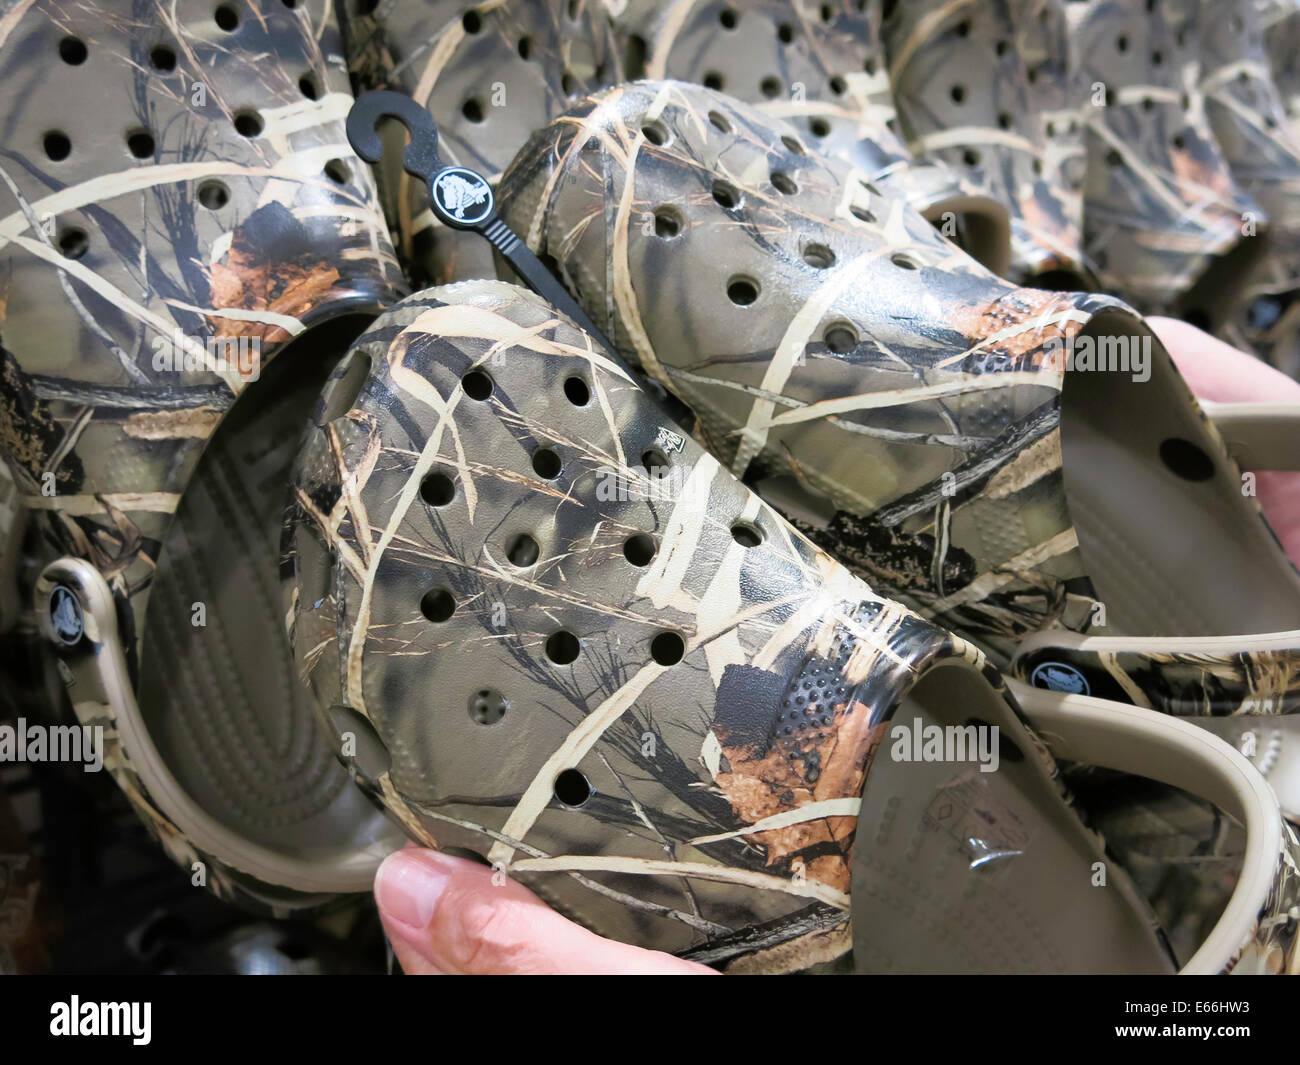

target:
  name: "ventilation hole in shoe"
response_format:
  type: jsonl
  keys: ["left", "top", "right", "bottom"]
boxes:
{"left": 781, "top": 134, "right": 806, "bottom": 155}
{"left": 704, "top": 71, "right": 725, "bottom": 91}
{"left": 234, "top": 110, "right": 263, "bottom": 137}
{"left": 809, "top": 117, "right": 830, "bottom": 137}
{"left": 462, "top": 9, "right": 482, "bottom": 33}
{"left": 955, "top": 19, "right": 970, "bottom": 36}
{"left": 420, "top": 588, "right": 456, "bottom": 623}
{"left": 463, "top": 98, "right": 486, "bottom": 123}
{"left": 420, "top": 472, "right": 455, "bottom": 506}
{"left": 57, "top": 226, "right": 88, "bottom": 260}
{"left": 891, "top": 252, "right": 920, "bottom": 270}
{"left": 999, "top": 112, "right": 1014, "bottom": 130}
{"left": 760, "top": 76, "right": 783, "bottom": 99}
{"left": 995, "top": 39, "right": 1009, "bottom": 56}
{"left": 506, "top": 533, "right": 540, "bottom": 567}
{"left": 1152, "top": 49, "right": 1164, "bottom": 66}
{"left": 563, "top": 376, "right": 590, "bottom": 406}
{"left": 825, "top": 322, "right": 858, "bottom": 353}
{"left": 43, "top": 131, "right": 71, "bottom": 160}
{"left": 284, "top": 0, "right": 300, "bottom": 7}
{"left": 562, "top": 71, "right": 577, "bottom": 94}
{"left": 514, "top": 35, "right": 532, "bottom": 59}
{"left": 197, "top": 179, "right": 229, "bottom": 210}
{"left": 150, "top": 45, "right": 177, "bottom": 70}
{"left": 324, "top": 159, "right": 350, "bottom": 184}
{"left": 1158, "top": 438, "right": 1215, "bottom": 481}
{"left": 730, "top": 523, "right": 763, "bottom": 549}
{"left": 59, "top": 36, "right": 87, "bottom": 64}
{"left": 708, "top": 109, "right": 731, "bottom": 132}
{"left": 820, "top": 3, "right": 833, "bottom": 22}
{"left": 462, "top": 369, "right": 493, "bottom": 400}
{"left": 1105, "top": 148, "right": 1123, "bottom": 167}
{"left": 712, "top": 179, "right": 742, "bottom": 209}
{"left": 468, "top": 688, "right": 508, "bottom": 725}
{"left": 215, "top": 4, "right": 239, "bottom": 31}
{"left": 642, "top": 119, "right": 669, "bottom": 146}
{"left": 298, "top": 73, "right": 320, "bottom": 99}
{"left": 829, "top": 75, "right": 847, "bottom": 95}
{"left": 803, "top": 243, "right": 835, "bottom": 268}
{"left": 1116, "top": 34, "right": 1128, "bottom": 52}
{"left": 650, "top": 630, "right": 686, "bottom": 665}
{"left": 950, "top": 84, "right": 966, "bottom": 104}
{"left": 850, "top": 204, "right": 876, "bottom": 224}
{"left": 127, "top": 128, "right": 155, "bottom": 158}
{"left": 546, "top": 630, "right": 581, "bottom": 664}
{"left": 532, "top": 448, "right": 562, "bottom": 479}
{"left": 719, "top": 6, "right": 738, "bottom": 29}
{"left": 965, "top": 717, "right": 1024, "bottom": 762}
{"left": 778, "top": 21, "right": 794, "bottom": 43}
{"left": 1172, "top": 133, "right": 1186, "bottom": 149}
{"left": 771, "top": 171, "right": 798, "bottom": 195}
{"left": 553, "top": 768, "right": 591, "bottom": 807}
{"left": 624, "top": 533, "right": 656, "bottom": 567}
{"left": 653, "top": 206, "right": 684, "bottom": 238}
{"left": 642, "top": 448, "right": 671, "bottom": 477}
{"left": 963, "top": 148, "right": 981, "bottom": 167}
{"left": 1027, "top": 67, "right": 1039, "bottom": 85}
{"left": 864, "top": 57, "right": 877, "bottom": 74}
{"left": 727, "top": 277, "right": 759, "bottom": 305}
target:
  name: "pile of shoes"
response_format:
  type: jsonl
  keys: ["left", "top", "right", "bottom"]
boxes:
{"left": 2, "top": 0, "right": 1300, "bottom": 973}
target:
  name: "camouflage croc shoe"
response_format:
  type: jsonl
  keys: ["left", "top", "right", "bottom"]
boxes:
{"left": 1069, "top": 0, "right": 1270, "bottom": 332}
{"left": 601, "top": 0, "right": 1012, "bottom": 274}
{"left": 494, "top": 80, "right": 1300, "bottom": 733}
{"left": 0, "top": 0, "right": 410, "bottom": 912}
{"left": 1164, "top": 0, "right": 1300, "bottom": 378}
{"left": 283, "top": 278, "right": 1300, "bottom": 974}
{"left": 883, "top": 0, "right": 1093, "bottom": 288}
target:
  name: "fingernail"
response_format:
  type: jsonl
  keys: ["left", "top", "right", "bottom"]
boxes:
{"left": 375, "top": 849, "right": 452, "bottom": 931}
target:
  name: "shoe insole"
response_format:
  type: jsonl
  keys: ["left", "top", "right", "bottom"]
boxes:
{"left": 1059, "top": 309, "right": 1300, "bottom": 638}
{"left": 137, "top": 319, "right": 399, "bottom": 869}
{"left": 852, "top": 663, "right": 1176, "bottom": 973}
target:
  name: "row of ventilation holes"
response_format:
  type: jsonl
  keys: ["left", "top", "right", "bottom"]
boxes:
{"left": 644, "top": 108, "right": 922, "bottom": 357}
{"left": 417, "top": 367, "right": 765, "bottom": 719}
{"left": 47, "top": 4, "right": 347, "bottom": 262}
{"left": 457, "top": 5, "right": 589, "bottom": 125}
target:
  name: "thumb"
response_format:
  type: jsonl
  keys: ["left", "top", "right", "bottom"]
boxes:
{"left": 374, "top": 847, "right": 716, "bottom": 975}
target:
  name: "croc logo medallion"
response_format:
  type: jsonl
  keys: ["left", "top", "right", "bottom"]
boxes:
{"left": 432, "top": 167, "right": 493, "bottom": 225}
{"left": 1029, "top": 661, "right": 1090, "bottom": 696}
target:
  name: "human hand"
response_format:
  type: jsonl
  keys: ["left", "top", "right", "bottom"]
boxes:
{"left": 373, "top": 845, "right": 716, "bottom": 975}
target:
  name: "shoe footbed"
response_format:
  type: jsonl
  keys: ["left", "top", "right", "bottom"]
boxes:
{"left": 1061, "top": 309, "right": 1300, "bottom": 638}
{"left": 137, "top": 321, "right": 396, "bottom": 866}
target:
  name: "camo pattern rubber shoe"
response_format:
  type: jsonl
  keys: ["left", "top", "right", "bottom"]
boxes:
{"left": 1164, "top": 0, "right": 1300, "bottom": 378}
{"left": 0, "top": 0, "right": 407, "bottom": 909}
{"left": 496, "top": 79, "right": 1300, "bottom": 720}
{"left": 882, "top": 0, "right": 1090, "bottom": 287}
{"left": 284, "top": 278, "right": 1191, "bottom": 974}
{"left": 340, "top": 0, "right": 620, "bottom": 284}
{"left": 602, "top": 0, "right": 1011, "bottom": 274}
{"left": 1070, "top": 0, "right": 1269, "bottom": 331}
